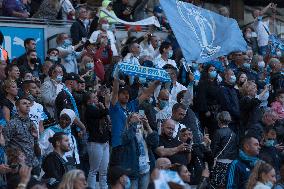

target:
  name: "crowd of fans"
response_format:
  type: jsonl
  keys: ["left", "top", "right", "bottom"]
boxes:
{"left": 0, "top": 0, "right": 284, "bottom": 189}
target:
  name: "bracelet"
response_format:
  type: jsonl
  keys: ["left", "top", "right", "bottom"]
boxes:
{"left": 17, "top": 183, "right": 27, "bottom": 189}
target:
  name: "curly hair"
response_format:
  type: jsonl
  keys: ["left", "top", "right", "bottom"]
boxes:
{"left": 246, "top": 161, "right": 274, "bottom": 189}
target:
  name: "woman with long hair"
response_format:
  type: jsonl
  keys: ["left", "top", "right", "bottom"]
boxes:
{"left": 58, "top": 169, "right": 88, "bottom": 189}
{"left": 2, "top": 80, "right": 18, "bottom": 122}
{"left": 247, "top": 162, "right": 276, "bottom": 189}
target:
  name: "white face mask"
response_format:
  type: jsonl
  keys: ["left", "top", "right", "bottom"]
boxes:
{"left": 101, "top": 24, "right": 110, "bottom": 31}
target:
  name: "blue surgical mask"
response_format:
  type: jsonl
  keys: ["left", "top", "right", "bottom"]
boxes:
{"left": 124, "top": 176, "right": 131, "bottom": 189}
{"left": 56, "top": 75, "right": 63, "bottom": 82}
{"left": 209, "top": 70, "right": 217, "bottom": 78}
{"left": 168, "top": 50, "right": 173, "bottom": 59}
{"left": 159, "top": 100, "right": 169, "bottom": 109}
{"left": 192, "top": 63, "right": 199, "bottom": 70}
{"left": 264, "top": 139, "right": 275, "bottom": 147}
{"left": 243, "top": 63, "right": 251, "bottom": 69}
{"left": 63, "top": 39, "right": 72, "bottom": 47}
{"left": 264, "top": 181, "right": 273, "bottom": 188}
{"left": 86, "top": 62, "right": 94, "bottom": 69}
{"left": 230, "top": 75, "right": 236, "bottom": 84}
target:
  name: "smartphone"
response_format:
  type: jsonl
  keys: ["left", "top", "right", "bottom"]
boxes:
{"left": 139, "top": 110, "right": 145, "bottom": 117}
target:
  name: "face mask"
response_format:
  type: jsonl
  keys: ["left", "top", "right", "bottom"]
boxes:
{"left": 168, "top": 50, "right": 173, "bottom": 59}
{"left": 63, "top": 39, "right": 72, "bottom": 47}
{"left": 86, "top": 62, "right": 94, "bottom": 69}
{"left": 230, "top": 75, "right": 236, "bottom": 84}
{"left": 243, "top": 63, "right": 251, "bottom": 69}
{"left": 264, "top": 181, "right": 273, "bottom": 188}
{"left": 56, "top": 75, "right": 63, "bottom": 82}
{"left": 50, "top": 55, "right": 58, "bottom": 62}
{"left": 192, "top": 63, "right": 199, "bottom": 70}
{"left": 30, "top": 58, "right": 37, "bottom": 64}
{"left": 258, "top": 61, "right": 265, "bottom": 69}
{"left": 124, "top": 176, "right": 131, "bottom": 189}
{"left": 101, "top": 23, "right": 110, "bottom": 31}
{"left": 264, "top": 139, "right": 275, "bottom": 147}
{"left": 159, "top": 100, "right": 169, "bottom": 109}
{"left": 276, "top": 51, "right": 282, "bottom": 57}
{"left": 245, "top": 32, "right": 252, "bottom": 39}
{"left": 209, "top": 70, "right": 217, "bottom": 78}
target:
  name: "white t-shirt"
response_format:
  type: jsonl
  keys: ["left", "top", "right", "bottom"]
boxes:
{"left": 154, "top": 56, "right": 177, "bottom": 69}
{"left": 170, "top": 82, "right": 187, "bottom": 102}
{"left": 253, "top": 18, "right": 270, "bottom": 47}
{"left": 29, "top": 102, "right": 47, "bottom": 135}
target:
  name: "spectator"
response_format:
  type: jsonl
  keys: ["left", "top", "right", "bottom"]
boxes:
{"left": 3, "top": 97, "right": 41, "bottom": 175}
{"left": 271, "top": 89, "right": 284, "bottom": 120}
{"left": 5, "top": 64, "right": 20, "bottom": 83}
{"left": 79, "top": 56, "right": 96, "bottom": 90}
{"left": 19, "top": 49, "right": 41, "bottom": 79}
{"left": 155, "top": 119, "right": 191, "bottom": 165}
{"left": 32, "top": 0, "right": 61, "bottom": 20}
{"left": 243, "top": 26, "right": 259, "bottom": 54}
{"left": 246, "top": 110, "right": 278, "bottom": 142}
{"left": 220, "top": 69, "right": 240, "bottom": 133}
{"left": 56, "top": 33, "right": 84, "bottom": 74}
{"left": 89, "top": 18, "right": 118, "bottom": 56}
{"left": 235, "top": 72, "right": 247, "bottom": 90}
{"left": 22, "top": 80, "right": 46, "bottom": 134}
{"left": 40, "top": 60, "right": 54, "bottom": 83}
{"left": 274, "top": 164, "right": 284, "bottom": 189}
{"left": 108, "top": 166, "right": 131, "bottom": 189}
{"left": 132, "top": 0, "right": 150, "bottom": 21}
{"left": 2, "top": 80, "right": 18, "bottom": 122}
{"left": 252, "top": 3, "right": 277, "bottom": 56}
{"left": 41, "top": 64, "right": 64, "bottom": 118}
{"left": 61, "top": 0, "right": 76, "bottom": 20}
{"left": 57, "top": 169, "right": 87, "bottom": 189}
{"left": 226, "top": 136, "right": 260, "bottom": 189}
{"left": 164, "top": 64, "right": 187, "bottom": 102}
{"left": 171, "top": 103, "right": 186, "bottom": 139}
{"left": 83, "top": 91, "right": 110, "bottom": 189}
{"left": 42, "top": 132, "right": 69, "bottom": 188}
{"left": 218, "top": 6, "right": 229, "bottom": 17}
{"left": 2, "top": 0, "right": 30, "bottom": 18}
{"left": 17, "top": 38, "right": 41, "bottom": 67}
{"left": 140, "top": 34, "right": 161, "bottom": 60}
{"left": 247, "top": 162, "right": 276, "bottom": 189}
{"left": 259, "top": 127, "right": 282, "bottom": 177}
{"left": 210, "top": 111, "right": 238, "bottom": 188}
{"left": 113, "top": 0, "right": 132, "bottom": 22}
{"left": 99, "top": 0, "right": 117, "bottom": 24}
{"left": 40, "top": 109, "right": 80, "bottom": 169}
{"left": 194, "top": 64, "right": 221, "bottom": 137}
{"left": 46, "top": 48, "right": 60, "bottom": 65}
{"left": 154, "top": 41, "right": 177, "bottom": 68}
{"left": 70, "top": 7, "right": 89, "bottom": 49}
{"left": 228, "top": 52, "right": 244, "bottom": 75}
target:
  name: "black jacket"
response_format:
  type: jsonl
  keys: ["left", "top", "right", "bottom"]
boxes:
{"left": 42, "top": 151, "right": 67, "bottom": 188}
{"left": 220, "top": 82, "right": 240, "bottom": 120}
{"left": 246, "top": 121, "right": 265, "bottom": 141}
{"left": 240, "top": 96, "right": 262, "bottom": 129}
{"left": 211, "top": 127, "right": 238, "bottom": 160}
{"left": 70, "top": 19, "right": 88, "bottom": 48}
{"left": 85, "top": 104, "right": 110, "bottom": 143}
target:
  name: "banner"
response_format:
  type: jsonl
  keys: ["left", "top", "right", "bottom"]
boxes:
{"left": 117, "top": 62, "right": 171, "bottom": 82}
{"left": 160, "top": 0, "right": 247, "bottom": 63}
{"left": 269, "top": 34, "right": 284, "bottom": 54}
{"left": 100, "top": 8, "right": 161, "bottom": 28}
{"left": 0, "top": 26, "right": 45, "bottom": 61}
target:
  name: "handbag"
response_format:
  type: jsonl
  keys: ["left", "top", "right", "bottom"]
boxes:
{"left": 210, "top": 132, "right": 233, "bottom": 188}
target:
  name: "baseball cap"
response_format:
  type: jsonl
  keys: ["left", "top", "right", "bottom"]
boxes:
{"left": 63, "top": 73, "right": 84, "bottom": 83}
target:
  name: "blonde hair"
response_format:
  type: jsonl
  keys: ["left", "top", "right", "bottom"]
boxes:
{"left": 3, "top": 79, "right": 17, "bottom": 96}
{"left": 57, "top": 169, "right": 85, "bottom": 189}
{"left": 247, "top": 162, "right": 274, "bottom": 189}
{"left": 239, "top": 81, "right": 256, "bottom": 97}
{"left": 80, "top": 56, "right": 93, "bottom": 71}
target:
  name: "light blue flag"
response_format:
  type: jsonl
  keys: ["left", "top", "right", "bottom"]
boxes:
{"left": 160, "top": 0, "right": 247, "bottom": 63}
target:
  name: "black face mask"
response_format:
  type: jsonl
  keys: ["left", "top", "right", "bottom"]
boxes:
{"left": 30, "top": 58, "right": 37, "bottom": 64}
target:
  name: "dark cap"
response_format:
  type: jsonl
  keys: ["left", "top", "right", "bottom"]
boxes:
{"left": 64, "top": 73, "right": 84, "bottom": 83}
{"left": 118, "top": 86, "right": 130, "bottom": 94}
{"left": 108, "top": 166, "right": 131, "bottom": 185}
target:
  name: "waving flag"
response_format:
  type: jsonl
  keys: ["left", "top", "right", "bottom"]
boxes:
{"left": 160, "top": 0, "right": 247, "bottom": 63}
